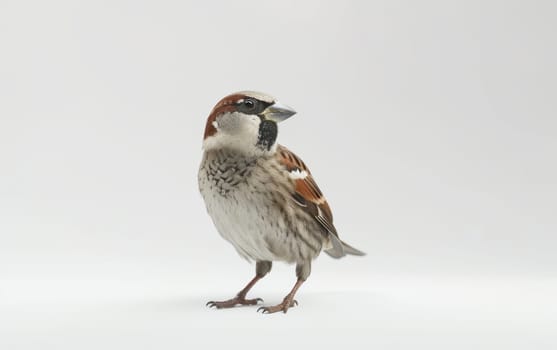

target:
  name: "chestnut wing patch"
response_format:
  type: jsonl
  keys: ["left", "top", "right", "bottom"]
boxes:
{"left": 276, "top": 145, "right": 338, "bottom": 237}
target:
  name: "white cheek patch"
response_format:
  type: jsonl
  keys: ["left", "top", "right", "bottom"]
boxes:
{"left": 212, "top": 120, "right": 218, "bottom": 129}
{"left": 289, "top": 169, "right": 308, "bottom": 180}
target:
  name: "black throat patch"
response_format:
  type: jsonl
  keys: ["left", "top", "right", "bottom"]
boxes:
{"left": 256, "top": 120, "right": 278, "bottom": 151}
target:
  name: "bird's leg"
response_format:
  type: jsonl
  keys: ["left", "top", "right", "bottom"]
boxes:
{"left": 206, "top": 276, "right": 262, "bottom": 308}
{"left": 257, "top": 278, "right": 304, "bottom": 314}
{"left": 258, "top": 262, "right": 310, "bottom": 314}
{"left": 207, "top": 261, "right": 271, "bottom": 309}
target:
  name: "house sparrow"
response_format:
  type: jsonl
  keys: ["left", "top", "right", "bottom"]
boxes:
{"left": 198, "top": 91, "right": 364, "bottom": 314}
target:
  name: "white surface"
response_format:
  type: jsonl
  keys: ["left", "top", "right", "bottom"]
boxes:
{"left": 1, "top": 0, "right": 556, "bottom": 349}
{"left": 2, "top": 274, "right": 556, "bottom": 349}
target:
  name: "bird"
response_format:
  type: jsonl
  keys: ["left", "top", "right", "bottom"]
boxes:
{"left": 198, "top": 91, "right": 365, "bottom": 314}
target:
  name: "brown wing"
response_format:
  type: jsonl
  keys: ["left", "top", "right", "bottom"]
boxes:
{"left": 276, "top": 145, "right": 338, "bottom": 238}
{"left": 277, "top": 145, "right": 366, "bottom": 258}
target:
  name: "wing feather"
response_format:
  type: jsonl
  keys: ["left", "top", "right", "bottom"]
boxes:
{"left": 276, "top": 145, "right": 367, "bottom": 258}
{"left": 276, "top": 145, "right": 338, "bottom": 238}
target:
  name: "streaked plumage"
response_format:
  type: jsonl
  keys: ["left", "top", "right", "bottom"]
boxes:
{"left": 198, "top": 91, "right": 364, "bottom": 313}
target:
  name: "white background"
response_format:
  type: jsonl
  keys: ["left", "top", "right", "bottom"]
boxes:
{"left": 1, "top": 0, "right": 556, "bottom": 349}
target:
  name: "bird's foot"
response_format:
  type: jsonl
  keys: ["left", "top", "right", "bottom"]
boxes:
{"left": 257, "top": 298, "right": 298, "bottom": 314}
{"left": 206, "top": 295, "right": 263, "bottom": 309}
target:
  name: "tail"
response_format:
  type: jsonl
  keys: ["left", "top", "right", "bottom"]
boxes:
{"left": 341, "top": 241, "right": 366, "bottom": 256}
{"left": 324, "top": 235, "right": 366, "bottom": 259}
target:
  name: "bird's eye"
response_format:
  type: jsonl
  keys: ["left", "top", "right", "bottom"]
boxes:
{"left": 243, "top": 99, "right": 255, "bottom": 109}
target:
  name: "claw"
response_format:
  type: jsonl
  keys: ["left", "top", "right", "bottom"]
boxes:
{"left": 207, "top": 296, "right": 263, "bottom": 309}
{"left": 256, "top": 297, "right": 298, "bottom": 314}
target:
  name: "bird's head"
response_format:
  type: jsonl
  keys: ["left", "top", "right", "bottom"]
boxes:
{"left": 202, "top": 91, "right": 296, "bottom": 155}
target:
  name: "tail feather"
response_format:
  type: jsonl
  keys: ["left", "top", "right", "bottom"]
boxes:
{"left": 341, "top": 241, "right": 366, "bottom": 256}
{"left": 324, "top": 234, "right": 365, "bottom": 258}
